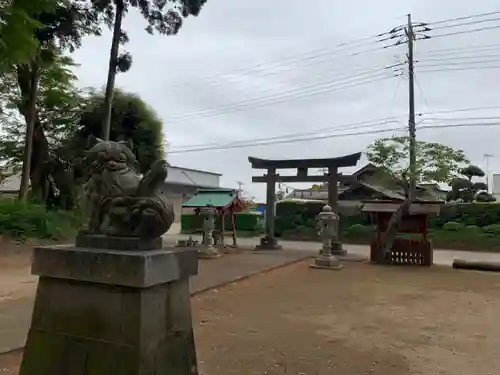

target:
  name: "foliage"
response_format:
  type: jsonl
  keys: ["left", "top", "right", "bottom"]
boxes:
{"left": 442, "top": 221, "right": 464, "bottom": 231}
{"left": 365, "top": 136, "right": 469, "bottom": 184}
{"left": 482, "top": 224, "right": 500, "bottom": 235}
{"left": 94, "top": 0, "right": 210, "bottom": 139}
{"left": 180, "top": 213, "right": 261, "bottom": 233}
{"left": 0, "top": 0, "right": 104, "bottom": 204}
{"left": 340, "top": 225, "right": 500, "bottom": 252}
{"left": 274, "top": 200, "right": 372, "bottom": 237}
{"left": 277, "top": 201, "right": 500, "bottom": 233}
{"left": 448, "top": 165, "right": 492, "bottom": 203}
{"left": 71, "top": 88, "right": 164, "bottom": 173}
{"left": 0, "top": 0, "right": 57, "bottom": 71}
{"left": 0, "top": 198, "right": 83, "bottom": 239}
{"left": 476, "top": 191, "right": 496, "bottom": 203}
{"left": 92, "top": 0, "right": 208, "bottom": 37}
{"left": 0, "top": 54, "right": 84, "bottom": 167}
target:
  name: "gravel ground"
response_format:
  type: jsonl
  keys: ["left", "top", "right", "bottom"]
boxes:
{"left": 2, "top": 260, "right": 500, "bottom": 374}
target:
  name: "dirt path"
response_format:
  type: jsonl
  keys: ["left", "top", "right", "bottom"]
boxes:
{"left": 193, "top": 261, "right": 500, "bottom": 375}
{"left": 2, "top": 257, "right": 500, "bottom": 374}
{"left": 0, "top": 248, "right": 500, "bottom": 375}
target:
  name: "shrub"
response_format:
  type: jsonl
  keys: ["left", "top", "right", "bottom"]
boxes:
{"left": 482, "top": 224, "right": 500, "bottom": 235}
{"left": 442, "top": 221, "right": 465, "bottom": 231}
{"left": 346, "top": 224, "right": 369, "bottom": 234}
{"left": 432, "top": 203, "right": 500, "bottom": 228}
{"left": 463, "top": 225, "right": 481, "bottom": 234}
{"left": 0, "top": 199, "right": 83, "bottom": 240}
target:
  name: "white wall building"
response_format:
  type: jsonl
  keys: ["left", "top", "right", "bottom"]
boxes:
{"left": 492, "top": 174, "right": 500, "bottom": 202}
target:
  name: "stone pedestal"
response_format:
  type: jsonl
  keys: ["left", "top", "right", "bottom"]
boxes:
{"left": 330, "top": 240, "right": 347, "bottom": 256}
{"left": 310, "top": 254, "right": 344, "bottom": 270}
{"left": 255, "top": 236, "right": 282, "bottom": 251}
{"left": 198, "top": 246, "right": 221, "bottom": 259}
{"left": 20, "top": 241, "right": 199, "bottom": 375}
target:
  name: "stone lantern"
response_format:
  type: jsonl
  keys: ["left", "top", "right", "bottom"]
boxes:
{"left": 199, "top": 205, "right": 221, "bottom": 258}
{"left": 310, "top": 205, "right": 343, "bottom": 270}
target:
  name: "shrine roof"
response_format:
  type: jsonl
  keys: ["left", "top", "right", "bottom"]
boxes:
{"left": 248, "top": 152, "right": 362, "bottom": 169}
{"left": 182, "top": 189, "right": 246, "bottom": 210}
{"left": 362, "top": 200, "right": 444, "bottom": 215}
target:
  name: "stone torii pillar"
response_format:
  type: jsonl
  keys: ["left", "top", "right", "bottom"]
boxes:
{"left": 256, "top": 167, "right": 282, "bottom": 250}
{"left": 327, "top": 166, "right": 346, "bottom": 256}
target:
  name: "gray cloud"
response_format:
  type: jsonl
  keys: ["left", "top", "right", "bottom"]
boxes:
{"left": 73, "top": 0, "right": 500, "bottom": 200}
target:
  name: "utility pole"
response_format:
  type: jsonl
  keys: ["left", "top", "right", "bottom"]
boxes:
{"left": 236, "top": 181, "right": 244, "bottom": 197}
{"left": 485, "top": 153, "right": 493, "bottom": 193}
{"left": 406, "top": 13, "right": 417, "bottom": 200}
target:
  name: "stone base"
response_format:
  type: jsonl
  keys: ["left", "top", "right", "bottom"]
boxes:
{"left": 254, "top": 236, "right": 282, "bottom": 251}
{"left": 338, "top": 253, "right": 367, "bottom": 262}
{"left": 310, "top": 255, "right": 344, "bottom": 270}
{"left": 76, "top": 232, "right": 162, "bottom": 251}
{"left": 198, "top": 246, "right": 221, "bottom": 259}
{"left": 20, "top": 244, "right": 199, "bottom": 375}
{"left": 330, "top": 241, "right": 347, "bottom": 256}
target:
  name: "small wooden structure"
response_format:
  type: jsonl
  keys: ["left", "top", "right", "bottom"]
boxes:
{"left": 362, "top": 200, "right": 443, "bottom": 266}
{"left": 182, "top": 188, "right": 247, "bottom": 246}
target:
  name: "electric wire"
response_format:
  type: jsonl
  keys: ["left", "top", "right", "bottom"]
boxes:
{"left": 417, "top": 65, "right": 500, "bottom": 73}
{"left": 168, "top": 122, "right": 500, "bottom": 154}
{"left": 425, "top": 24, "right": 500, "bottom": 39}
{"left": 421, "top": 10, "right": 500, "bottom": 26}
{"left": 166, "top": 71, "right": 400, "bottom": 122}
{"left": 168, "top": 31, "right": 397, "bottom": 88}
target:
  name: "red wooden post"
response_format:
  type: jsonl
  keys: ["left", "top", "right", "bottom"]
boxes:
{"left": 231, "top": 205, "right": 237, "bottom": 246}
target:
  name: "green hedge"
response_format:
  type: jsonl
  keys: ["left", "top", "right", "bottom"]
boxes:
{"left": 181, "top": 213, "right": 261, "bottom": 234}
{"left": 429, "top": 203, "right": 500, "bottom": 228}
{"left": 339, "top": 224, "right": 500, "bottom": 252}
{"left": 275, "top": 201, "right": 371, "bottom": 237}
{"left": 275, "top": 201, "right": 500, "bottom": 235}
{"left": 0, "top": 199, "right": 84, "bottom": 240}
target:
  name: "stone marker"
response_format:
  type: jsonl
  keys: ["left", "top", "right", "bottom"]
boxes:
{"left": 198, "top": 205, "right": 221, "bottom": 259}
{"left": 20, "top": 138, "right": 199, "bottom": 375}
{"left": 310, "top": 205, "right": 343, "bottom": 270}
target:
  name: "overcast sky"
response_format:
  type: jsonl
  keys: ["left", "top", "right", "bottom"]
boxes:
{"left": 73, "top": 1, "right": 500, "bottom": 201}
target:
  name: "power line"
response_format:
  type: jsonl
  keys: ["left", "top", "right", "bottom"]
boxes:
{"left": 418, "top": 60, "right": 500, "bottom": 68}
{"left": 427, "top": 16, "right": 500, "bottom": 31}
{"left": 421, "top": 10, "right": 500, "bottom": 26}
{"left": 417, "top": 45, "right": 500, "bottom": 59}
{"left": 169, "top": 116, "right": 406, "bottom": 150}
{"left": 165, "top": 72, "right": 399, "bottom": 122}
{"left": 417, "top": 65, "right": 500, "bottom": 73}
{"left": 168, "top": 122, "right": 500, "bottom": 154}
{"left": 418, "top": 104, "right": 500, "bottom": 115}
{"left": 174, "top": 56, "right": 405, "bottom": 99}
{"left": 167, "top": 64, "right": 401, "bottom": 118}
{"left": 167, "top": 31, "right": 397, "bottom": 89}
{"left": 418, "top": 54, "right": 500, "bottom": 63}
{"left": 425, "top": 24, "right": 500, "bottom": 39}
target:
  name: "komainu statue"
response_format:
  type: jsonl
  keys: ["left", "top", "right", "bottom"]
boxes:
{"left": 83, "top": 138, "right": 174, "bottom": 238}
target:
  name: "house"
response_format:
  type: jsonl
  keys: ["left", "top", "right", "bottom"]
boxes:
{"left": 286, "top": 163, "right": 445, "bottom": 206}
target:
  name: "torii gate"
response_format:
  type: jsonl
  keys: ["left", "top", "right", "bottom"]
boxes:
{"left": 249, "top": 152, "right": 362, "bottom": 253}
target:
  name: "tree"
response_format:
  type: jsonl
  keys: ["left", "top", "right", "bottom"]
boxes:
{"left": 3, "top": 1, "right": 102, "bottom": 201}
{"left": 448, "top": 165, "right": 493, "bottom": 203}
{"left": 366, "top": 136, "right": 469, "bottom": 184}
{"left": 95, "top": 0, "right": 209, "bottom": 140}
{"left": 0, "top": 54, "right": 87, "bottom": 206}
{"left": 72, "top": 88, "right": 164, "bottom": 173}
{"left": 476, "top": 191, "right": 496, "bottom": 203}
{"left": 0, "top": 0, "right": 56, "bottom": 72}
{"left": 365, "top": 136, "right": 469, "bottom": 262}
